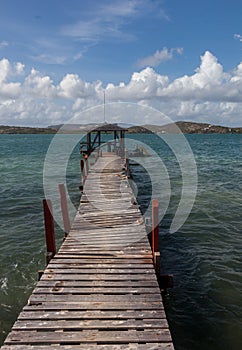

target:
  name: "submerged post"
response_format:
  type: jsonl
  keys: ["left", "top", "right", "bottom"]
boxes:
{"left": 58, "top": 183, "right": 71, "bottom": 237}
{"left": 152, "top": 199, "right": 160, "bottom": 272}
{"left": 43, "top": 199, "right": 56, "bottom": 264}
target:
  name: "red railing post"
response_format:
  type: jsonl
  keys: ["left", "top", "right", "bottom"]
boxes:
{"left": 58, "top": 183, "right": 71, "bottom": 237}
{"left": 80, "top": 159, "right": 85, "bottom": 172}
{"left": 84, "top": 155, "right": 89, "bottom": 174}
{"left": 43, "top": 199, "right": 56, "bottom": 264}
{"left": 80, "top": 159, "right": 86, "bottom": 185}
{"left": 152, "top": 199, "right": 159, "bottom": 255}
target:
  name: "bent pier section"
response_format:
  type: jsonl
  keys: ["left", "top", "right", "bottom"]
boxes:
{"left": 2, "top": 153, "right": 174, "bottom": 349}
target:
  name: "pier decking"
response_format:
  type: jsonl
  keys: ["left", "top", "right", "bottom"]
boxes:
{"left": 1, "top": 154, "right": 174, "bottom": 349}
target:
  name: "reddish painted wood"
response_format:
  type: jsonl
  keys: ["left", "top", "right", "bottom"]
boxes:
{"left": 58, "top": 183, "right": 71, "bottom": 235}
{"left": 80, "top": 159, "right": 85, "bottom": 172}
{"left": 43, "top": 199, "right": 56, "bottom": 261}
{"left": 80, "top": 159, "right": 86, "bottom": 184}
{"left": 152, "top": 199, "right": 159, "bottom": 255}
{"left": 84, "top": 155, "right": 89, "bottom": 174}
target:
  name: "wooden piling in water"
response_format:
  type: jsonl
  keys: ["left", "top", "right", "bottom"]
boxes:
{"left": 42, "top": 199, "right": 56, "bottom": 265}
{"left": 84, "top": 154, "right": 89, "bottom": 174}
{"left": 152, "top": 198, "right": 160, "bottom": 274}
{"left": 80, "top": 159, "right": 86, "bottom": 187}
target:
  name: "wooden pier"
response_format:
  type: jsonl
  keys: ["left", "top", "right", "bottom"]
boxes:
{"left": 1, "top": 153, "right": 174, "bottom": 349}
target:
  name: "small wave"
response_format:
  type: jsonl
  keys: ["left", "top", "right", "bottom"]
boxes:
{"left": 0, "top": 277, "right": 8, "bottom": 295}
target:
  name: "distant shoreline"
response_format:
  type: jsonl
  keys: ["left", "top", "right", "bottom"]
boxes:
{"left": 0, "top": 121, "right": 242, "bottom": 134}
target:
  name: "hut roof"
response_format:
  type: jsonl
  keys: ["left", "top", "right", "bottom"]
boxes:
{"left": 91, "top": 123, "right": 127, "bottom": 132}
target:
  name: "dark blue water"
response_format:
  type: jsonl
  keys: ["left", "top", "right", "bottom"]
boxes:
{"left": 0, "top": 133, "right": 241, "bottom": 349}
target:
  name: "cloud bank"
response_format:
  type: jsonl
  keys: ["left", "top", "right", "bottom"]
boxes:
{"left": 1, "top": 51, "right": 242, "bottom": 127}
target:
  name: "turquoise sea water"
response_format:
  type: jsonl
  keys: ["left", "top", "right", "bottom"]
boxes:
{"left": 0, "top": 133, "right": 241, "bottom": 349}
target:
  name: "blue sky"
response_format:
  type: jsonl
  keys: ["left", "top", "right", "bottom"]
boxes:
{"left": 1, "top": 0, "right": 242, "bottom": 126}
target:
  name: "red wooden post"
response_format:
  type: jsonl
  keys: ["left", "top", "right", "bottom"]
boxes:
{"left": 80, "top": 159, "right": 86, "bottom": 185}
{"left": 84, "top": 155, "right": 89, "bottom": 174}
{"left": 80, "top": 159, "right": 85, "bottom": 172}
{"left": 152, "top": 199, "right": 160, "bottom": 272}
{"left": 58, "top": 183, "right": 71, "bottom": 236}
{"left": 43, "top": 199, "right": 56, "bottom": 264}
{"left": 152, "top": 199, "right": 159, "bottom": 255}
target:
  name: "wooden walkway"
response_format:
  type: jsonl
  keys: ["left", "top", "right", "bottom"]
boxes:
{"left": 1, "top": 154, "right": 174, "bottom": 349}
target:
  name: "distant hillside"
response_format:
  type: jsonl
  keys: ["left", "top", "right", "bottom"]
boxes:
{"left": 128, "top": 121, "right": 242, "bottom": 134}
{"left": 0, "top": 121, "right": 242, "bottom": 134}
{"left": 127, "top": 125, "right": 153, "bottom": 133}
{"left": 48, "top": 123, "right": 100, "bottom": 132}
{"left": 0, "top": 125, "right": 57, "bottom": 134}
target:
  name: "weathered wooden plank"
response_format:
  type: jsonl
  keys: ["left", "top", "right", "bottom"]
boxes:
{"left": 44, "top": 268, "right": 154, "bottom": 274}
{"left": 13, "top": 318, "right": 169, "bottom": 330}
{"left": 33, "top": 287, "right": 160, "bottom": 295}
{"left": 19, "top": 309, "right": 167, "bottom": 320}
{"left": 52, "top": 254, "right": 153, "bottom": 260}
{"left": 37, "top": 280, "right": 159, "bottom": 288}
{"left": 68, "top": 234, "right": 145, "bottom": 242}
{"left": 52, "top": 242, "right": 149, "bottom": 249}
{"left": 1, "top": 343, "right": 175, "bottom": 349}
{"left": 55, "top": 254, "right": 154, "bottom": 259}
{"left": 25, "top": 302, "right": 164, "bottom": 310}
{"left": 50, "top": 258, "right": 153, "bottom": 264}
{"left": 4, "top": 329, "right": 173, "bottom": 344}
{"left": 58, "top": 247, "right": 152, "bottom": 254}
{"left": 48, "top": 263, "right": 153, "bottom": 269}
{"left": 28, "top": 294, "right": 162, "bottom": 303}
{"left": 40, "top": 273, "right": 158, "bottom": 281}
{"left": 68, "top": 228, "right": 145, "bottom": 235}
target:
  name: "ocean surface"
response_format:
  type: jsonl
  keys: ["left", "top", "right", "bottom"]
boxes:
{"left": 0, "top": 133, "right": 241, "bottom": 349}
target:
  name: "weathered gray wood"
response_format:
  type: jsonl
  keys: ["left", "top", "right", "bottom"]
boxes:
{"left": 48, "top": 263, "right": 154, "bottom": 268}
{"left": 1, "top": 344, "right": 175, "bottom": 350}
{"left": 13, "top": 318, "right": 169, "bottom": 330}
{"left": 44, "top": 268, "right": 155, "bottom": 274}
{"left": 28, "top": 293, "right": 162, "bottom": 303}
{"left": 19, "top": 309, "right": 167, "bottom": 320}
{"left": 25, "top": 302, "right": 164, "bottom": 310}
{"left": 40, "top": 273, "right": 158, "bottom": 281}
{"left": 51, "top": 257, "right": 153, "bottom": 263}
{"left": 33, "top": 287, "right": 160, "bottom": 294}
{"left": 37, "top": 280, "right": 159, "bottom": 287}
{"left": 4, "top": 329, "right": 173, "bottom": 343}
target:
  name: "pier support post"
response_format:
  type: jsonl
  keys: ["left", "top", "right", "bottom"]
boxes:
{"left": 152, "top": 199, "right": 160, "bottom": 273}
{"left": 80, "top": 159, "right": 86, "bottom": 189}
{"left": 58, "top": 184, "right": 71, "bottom": 238}
{"left": 84, "top": 155, "right": 89, "bottom": 174}
{"left": 80, "top": 159, "right": 85, "bottom": 173}
{"left": 43, "top": 199, "right": 56, "bottom": 265}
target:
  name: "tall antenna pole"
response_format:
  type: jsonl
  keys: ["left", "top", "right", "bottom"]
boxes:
{"left": 103, "top": 90, "right": 106, "bottom": 123}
